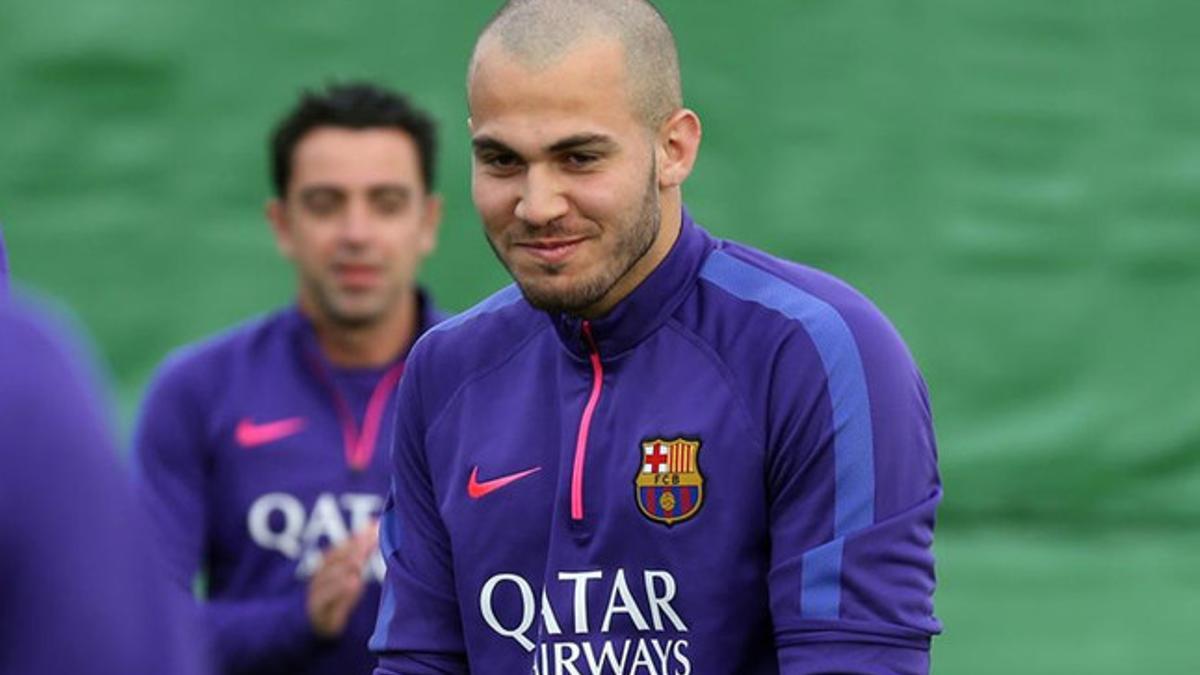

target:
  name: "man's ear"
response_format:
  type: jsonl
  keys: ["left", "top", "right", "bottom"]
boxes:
{"left": 657, "top": 108, "right": 702, "bottom": 189}
{"left": 266, "top": 198, "right": 295, "bottom": 259}
{"left": 419, "top": 193, "right": 443, "bottom": 257}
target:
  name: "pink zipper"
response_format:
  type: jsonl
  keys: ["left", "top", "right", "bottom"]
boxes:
{"left": 571, "top": 321, "right": 604, "bottom": 521}
{"left": 351, "top": 363, "right": 406, "bottom": 469}
{"left": 313, "top": 358, "right": 406, "bottom": 471}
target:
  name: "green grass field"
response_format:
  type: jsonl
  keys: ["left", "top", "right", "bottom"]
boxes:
{"left": 935, "top": 528, "right": 1200, "bottom": 673}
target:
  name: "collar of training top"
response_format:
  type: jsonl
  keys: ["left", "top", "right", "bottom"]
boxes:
{"left": 549, "top": 206, "right": 715, "bottom": 359}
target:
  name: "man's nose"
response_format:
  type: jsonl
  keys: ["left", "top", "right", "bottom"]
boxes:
{"left": 340, "top": 200, "right": 373, "bottom": 244}
{"left": 514, "top": 165, "right": 568, "bottom": 226}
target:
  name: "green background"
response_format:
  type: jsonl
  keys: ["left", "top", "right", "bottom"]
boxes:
{"left": 2, "top": 1, "right": 1197, "bottom": 671}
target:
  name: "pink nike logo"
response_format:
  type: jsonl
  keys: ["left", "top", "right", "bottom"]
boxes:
{"left": 236, "top": 417, "right": 306, "bottom": 448}
{"left": 467, "top": 465, "right": 541, "bottom": 500}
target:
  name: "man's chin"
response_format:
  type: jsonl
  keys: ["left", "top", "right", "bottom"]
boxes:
{"left": 327, "top": 311, "right": 384, "bottom": 330}
{"left": 320, "top": 298, "right": 389, "bottom": 329}
{"left": 516, "top": 277, "right": 607, "bottom": 315}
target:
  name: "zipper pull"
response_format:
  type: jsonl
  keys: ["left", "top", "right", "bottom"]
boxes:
{"left": 581, "top": 320, "right": 598, "bottom": 355}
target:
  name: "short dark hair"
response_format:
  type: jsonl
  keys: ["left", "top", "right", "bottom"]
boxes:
{"left": 269, "top": 82, "right": 438, "bottom": 196}
{"left": 472, "top": 0, "right": 681, "bottom": 128}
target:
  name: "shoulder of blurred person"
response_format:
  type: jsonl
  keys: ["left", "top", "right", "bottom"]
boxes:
{"left": 141, "top": 305, "right": 296, "bottom": 405}
{"left": 0, "top": 298, "right": 209, "bottom": 675}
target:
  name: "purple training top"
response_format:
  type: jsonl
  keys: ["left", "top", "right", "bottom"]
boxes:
{"left": 134, "top": 296, "right": 443, "bottom": 675}
{"left": 372, "top": 210, "right": 941, "bottom": 674}
{"left": 0, "top": 300, "right": 208, "bottom": 675}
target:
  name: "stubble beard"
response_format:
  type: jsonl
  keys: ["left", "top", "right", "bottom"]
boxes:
{"left": 497, "top": 162, "right": 661, "bottom": 316}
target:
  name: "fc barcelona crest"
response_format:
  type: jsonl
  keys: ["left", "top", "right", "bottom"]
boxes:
{"left": 635, "top": 438, "right": 703, "bottom": 527}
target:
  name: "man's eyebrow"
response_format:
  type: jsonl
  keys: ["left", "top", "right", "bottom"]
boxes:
{"left": 298, "top": 185, "right": 344, "bottom": 197}
{"left": 472, "top": 136, "right": 516, "bottom": 155}
{"left": 471, "top": 134, "right": 616, "bottom": 156}
{"left": 547, "top": 133, "right": 614, "bottom": 153}
{"left": 367, "top": 184, "right": 412, "bottom": 196}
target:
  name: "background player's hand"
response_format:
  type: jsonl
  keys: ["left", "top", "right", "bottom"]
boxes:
{"left": 306, "top": 523, "right": 380, "bottom": 638}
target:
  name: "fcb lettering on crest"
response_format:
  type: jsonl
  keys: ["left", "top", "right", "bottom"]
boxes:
{"left": 635, "top": 437, "right": 703, "bottom": 527}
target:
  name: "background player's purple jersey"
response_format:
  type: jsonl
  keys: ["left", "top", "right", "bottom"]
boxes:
{"left": 134, "top": 298, "right": 443, "bottom": 675}
{"left": 372, "top": 212, "right": 940, "bottom": 674}
{"left": 0, "top": 300, "right": 208, "bottom": 675}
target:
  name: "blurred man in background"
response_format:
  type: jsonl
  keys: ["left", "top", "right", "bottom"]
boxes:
{"left": 134, "top": 83, "right": 445, "bottom": 675}
{"left": 371, "top": 1, "right": 939, "bottom": 673}
{"left": 0, "top": 233, "right": 209, "bottom": 675}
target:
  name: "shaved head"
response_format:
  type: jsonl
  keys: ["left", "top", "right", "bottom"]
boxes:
{"left": 470, "top": 0, "right": 682, "bottom": 128}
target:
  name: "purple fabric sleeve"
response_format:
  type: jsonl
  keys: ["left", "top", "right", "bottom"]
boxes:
{"left": 132, "top": 356, "right": 323, "bottom": 674}
{"left": 0, "top": 304, "right": 208, "bottom": 675}
{"left": 369, "top": 355, "right": 468, "bottom": 674}
{"left": 761, "top": 298, "right": 940, "bottom": 672}
{"left": 374, "top": 653, "right": 472, "bottom": 675}
{"left": 205, "top": 592, "right": 334, "bottom": 674}
{"left": 777, "top": 642, "right": 930, "bottom": 675}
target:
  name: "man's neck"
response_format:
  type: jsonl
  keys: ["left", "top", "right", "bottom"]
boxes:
{"left": 303, "top": 292, "right": 419, "bottom": 369}
{"left": 578, "top": 192, "right": 682, "bottom": 319}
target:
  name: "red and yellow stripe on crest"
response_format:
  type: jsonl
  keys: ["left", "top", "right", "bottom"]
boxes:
{"left": 670, "top": 441, "right": 693, "bottom": 472}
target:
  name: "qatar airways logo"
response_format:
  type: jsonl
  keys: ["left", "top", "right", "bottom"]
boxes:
{"left": 480, "top": 568, "right": 692, "bottom": 675}
{"left": 247, "top": 491, "right": 384, "bottom": 581}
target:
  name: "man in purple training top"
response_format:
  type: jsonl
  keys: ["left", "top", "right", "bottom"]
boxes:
{"left": 1, "top": 236, "right": 208, "bottom": 675}
{"left": 371, "top": 1, "right": 941, "bottom": 673}
{"left": 134, "top": 83, "right": 445, "bottom": 675}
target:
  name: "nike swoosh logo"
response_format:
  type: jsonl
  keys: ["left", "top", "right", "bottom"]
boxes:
{"left": 236, "top": 417, "right": 306, "bottom": 448}
{"left": 467, "top": 466, "right": 542, "bottom": 500}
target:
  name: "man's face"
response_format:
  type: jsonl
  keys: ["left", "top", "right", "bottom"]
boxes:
{"left": 468, "top": 37, "right": 664, "bottom": 316}
{"left": 270, "top": 127, "right": 439, "bottom": 328}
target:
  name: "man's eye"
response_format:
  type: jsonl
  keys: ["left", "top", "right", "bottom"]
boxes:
{"left": 374, "top": 199, "right": 402, "bottom": 215}
{"left": 481, "top": 153, "right": 521, "bottom": 171}
{"left": 372, "top": 193, "right": 410, "bottom": 215}
{"left": 302, "top": 193, "right": 342, "bottom": 215}
{"left": 564, "top": 153, "right": 599, "bottom": 169}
